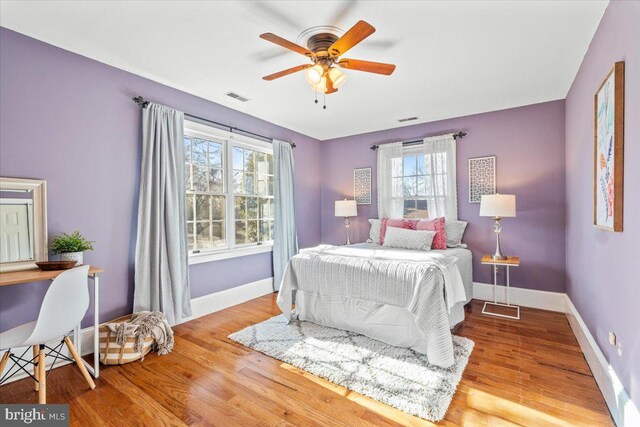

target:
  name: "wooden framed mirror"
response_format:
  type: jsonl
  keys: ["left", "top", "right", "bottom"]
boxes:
{"left": 0, "top": 177, "right": 48, "bottom": 272}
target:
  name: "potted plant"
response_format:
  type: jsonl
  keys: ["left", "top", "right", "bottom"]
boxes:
{"left": 50, "top": 230, "right": 94, "bottom": 265}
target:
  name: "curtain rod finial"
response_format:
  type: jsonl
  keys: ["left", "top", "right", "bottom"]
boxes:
{"left": 132, "top": 96, "right": 149, "bottom": 108}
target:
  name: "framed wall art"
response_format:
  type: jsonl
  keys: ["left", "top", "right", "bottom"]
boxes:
{"left": 468, "top": 156, "right": 496, "bottom": 203}
{"left": 594, "top": 61, "right": 624, "bottom": 232}
{"left": 354, "top": 167, "right": 372, "bottom": 205}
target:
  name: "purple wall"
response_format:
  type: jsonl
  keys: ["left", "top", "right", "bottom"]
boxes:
{"left": 565, "top": 1, "right": 639, "bottom": 407}
{"left": 321, "top": 100, "right": 567, "bottom": 292}
{"left": 0, "top": 27, "right": 322, "bottom": 330}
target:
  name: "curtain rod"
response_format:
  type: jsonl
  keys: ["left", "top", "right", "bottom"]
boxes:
{"left": 369, "top": 131, "right": 467, "bottom": 151}
{"left": 132, "top": 96, "right": 296, "bottom": 148}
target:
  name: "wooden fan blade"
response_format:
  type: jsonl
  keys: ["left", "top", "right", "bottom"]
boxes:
{"left": 262, "top": 64, "right": 310, "bottom": 81}
{"left": 260, "top": 33, "right": 314, "bottom": 57}
{"left": 329, "top": 20, "right": 375, "bottom": 57}
{"left": 338, "top": 58, "right": 396, "bottom": 75}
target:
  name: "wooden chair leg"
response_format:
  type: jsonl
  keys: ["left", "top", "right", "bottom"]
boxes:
{"left": 32, "top": 345, "right": 40, "bottom": 391}
{"left": 0, "top": 351, "right": 10, "bottom": 378}
{"left": 63, "top": 336, "right": 95, "bottom": 389}
{"left": 38, "top": 347, "right": 46, "bottom": 404}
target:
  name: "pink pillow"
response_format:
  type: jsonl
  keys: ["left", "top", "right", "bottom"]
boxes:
{"left": 416, "top": 217, "right": 447, "bottom": 250}
{"left": 379, "top": 218, "right": 418, "bottom": 244}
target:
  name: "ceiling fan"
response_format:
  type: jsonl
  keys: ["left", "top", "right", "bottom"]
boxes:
{"left": 260, "top": 20, "right": 396, "bottom": 96}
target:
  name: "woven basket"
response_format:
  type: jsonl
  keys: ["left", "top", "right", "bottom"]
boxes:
{"left": 99, "top": 315, "right": 154, "bottom": 365}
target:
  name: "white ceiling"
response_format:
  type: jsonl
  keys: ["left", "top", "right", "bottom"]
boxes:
{"left": 0, "top": 0, "right": 607, "bottom": 140}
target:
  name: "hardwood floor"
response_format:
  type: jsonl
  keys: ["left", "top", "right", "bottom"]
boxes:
{"left": 0, "top": 296, "right": 613, "bottom": 426}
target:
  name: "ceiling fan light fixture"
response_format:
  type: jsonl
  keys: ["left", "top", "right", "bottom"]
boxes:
{"left": 311, "top": 76, "right": 328, "bottom": 93}
{"left": 328, "top": 67, "right": 347, "bottom": 88}
{"left": 305, "top": 64, "right": 324, "bottom": 85}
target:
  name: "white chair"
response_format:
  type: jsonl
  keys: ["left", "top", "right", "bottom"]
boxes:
{"left": 0, "top": 265, "right": 96, "bottom": 403}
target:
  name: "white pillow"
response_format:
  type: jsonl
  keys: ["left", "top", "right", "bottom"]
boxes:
{"left": 446, "top": 220, "right": 468, "bottom": 248}
{"left": 382, "top": 227, "right": 436, "bottom": 251}
{"left": 367, "top": 219, "right": 382, "bottom": 244}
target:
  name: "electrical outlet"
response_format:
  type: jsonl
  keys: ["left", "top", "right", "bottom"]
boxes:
{"left": 608, "top": 332, "right": 617, "bottom": 346}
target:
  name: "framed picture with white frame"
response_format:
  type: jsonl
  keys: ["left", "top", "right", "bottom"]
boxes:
{"left": 468, "top": 156, "right": 496, "bottom": 203}
{"left": 353, "top": 167, "right": 372, "bottom": 205}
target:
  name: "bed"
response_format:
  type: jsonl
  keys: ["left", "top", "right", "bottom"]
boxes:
{"left": 276, "top": 243, "right": 473, "bottom": 368}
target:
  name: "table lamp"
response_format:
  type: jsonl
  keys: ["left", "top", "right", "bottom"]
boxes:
{"left": 480, "top": 194, "right": 516, "bottom": 260}
{"left": 335, "top": 199, "right": 357, "bottom": 245}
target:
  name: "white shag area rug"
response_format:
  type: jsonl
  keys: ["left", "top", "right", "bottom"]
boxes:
{"left": 228, "top": 315, "right": 474, "bottom": 422}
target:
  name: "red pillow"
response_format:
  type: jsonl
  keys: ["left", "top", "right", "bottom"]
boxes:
{"left": 416, "top": 217, "right": 447, "bottom": 250}
{"left": 379, "top": 218, "right": 418, "bottom": 244}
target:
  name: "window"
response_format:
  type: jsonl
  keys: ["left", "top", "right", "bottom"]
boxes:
{"left": 378, "top": 136, "right": 457, "bottom": 220}
{"left": 184, "top": 121, "right": 274, "bottom": 261}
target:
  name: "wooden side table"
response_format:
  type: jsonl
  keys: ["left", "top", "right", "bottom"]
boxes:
{"left": 481, "top": 255, "right": 520, "bottom": 320}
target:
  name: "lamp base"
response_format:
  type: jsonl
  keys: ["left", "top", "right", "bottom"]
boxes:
{"left": 492, "top": 254, "right": 508, "bottom": 261}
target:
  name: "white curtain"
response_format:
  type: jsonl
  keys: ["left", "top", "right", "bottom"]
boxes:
{"left": 134, "top": 103, "right": 192, "bottom": 325}
{"left": 272, "top": 140, "right": 298, "bottom": 290}
{"left": 422, "top": 134, "right": 458, "bottom": 219}
{"left": 377, "top": 142, "right": 404, "bottom": 218}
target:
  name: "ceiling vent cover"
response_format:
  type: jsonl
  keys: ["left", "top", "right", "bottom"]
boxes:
{"left": 398, "top": 116, "right": 419, "bottom": 123}
{"left": 225, "top": 92, "right": 250, "bottom": 102}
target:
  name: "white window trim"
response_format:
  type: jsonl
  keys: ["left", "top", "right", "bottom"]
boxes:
{"left": 185, "top": 120, "right": 274, "bottom": 263}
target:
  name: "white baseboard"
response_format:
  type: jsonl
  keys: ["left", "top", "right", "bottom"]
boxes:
{"left": 1, "top": 277, "right": 274, "bottom": 385}
{"left": 565, "top": 297, "right": 639, "bottom": 427}
{"left": 186, "top": 277, "right": 274, "bottom": 321}
{"left": 473, "top": 282, "right": 569, "bottom": 313}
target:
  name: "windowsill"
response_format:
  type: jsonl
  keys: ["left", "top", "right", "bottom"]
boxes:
{"left": 188, "top": 244, "right": 273, "bottom": 265}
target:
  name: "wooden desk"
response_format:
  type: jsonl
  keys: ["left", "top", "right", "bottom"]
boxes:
{"left": 0, "top": 266, "right": 103, "bottom": 378}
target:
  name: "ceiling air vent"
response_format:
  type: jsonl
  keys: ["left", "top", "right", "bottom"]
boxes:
{"left": 225, "top": 92, "right": 250, "bottom": 102}
{"left": 398, "top": 116, "right": 419, "bottom": 123}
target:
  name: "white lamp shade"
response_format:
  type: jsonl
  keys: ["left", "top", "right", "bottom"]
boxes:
{"left": 335, "top": 200, "right": 357, "bottom": 217}
{"left": 479, "top": 194, "right": 516, "bottom": 217}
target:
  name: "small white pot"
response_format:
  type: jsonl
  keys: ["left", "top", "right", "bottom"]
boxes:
{"left": 60, "top": 251, "right": 84, "bottom": 265}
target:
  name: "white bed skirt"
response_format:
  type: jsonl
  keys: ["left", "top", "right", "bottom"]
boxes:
{"left": 295, "top": 290, "right": 465, "bottom": 354}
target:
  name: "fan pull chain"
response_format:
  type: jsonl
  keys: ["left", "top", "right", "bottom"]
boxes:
{"left": 323, "top": 93, "right": 327, "bottom": 110}
{"left": 314, "top": 91, "right": 318, "bottom": 104}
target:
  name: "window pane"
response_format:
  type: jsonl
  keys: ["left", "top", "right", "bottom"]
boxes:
{"left": 403, "top": 176, "right": 417, "bottom": 196}
{"left": 246, "top": 220, "right": 258, "bottom": 243}
{"left": 195, "top": 222, "right": 212, "bottom": 249}
{"left": 259, "top": 198, "right": 270, "bottom": 218}
{"left": 403, "top": 155, "right": 417, "bottom": 176}
{"left": 244, "top": 150, "right": 256, "bottom": 174}
{"left": 192, "top": 165, "right": 208, "bottom": 191}
{"left": 259, "top": 220, "right": 270, "bottom": 241}
{"left": 184, "top": 137, "right": 191, "bottom": 163}
{"left": 235, "top": 197, "right": 247, "bottom": 219}
{"left": 209, "top": 168, "right": 223, "bottom": 193}
{"left": 268, "top": 176, "right": 274, "bottom": 196}
{"left": 185, "top": 164, "right": 192, "bottom": 191}
{"left": 267, "top": 154, "right": 274, "bottom": 174}
{"left": 244, "top": 173, "right": 255, "bottom": 195}
{"left": 212, "top": 195, "right": 225, "bottom": 220}
{"left": 211, "top": 221, "right": 225, "bottom": 246}
{"left": 268, "top": 220, "right": 274, "bottom": 240}
{"left": 233, "top": 147, "right": 244, "bottom": 170}
{"left": 233, "top": 171, "right": 243, "bottom": 193}
{"left": 235, "top": 221, "right": 246, "bottom": 244}
{"left": 186, "top": 194, "right": 194, "bottom": 222}
{"left": 247, "top": 197, "right": 258, "bottom": 219}
{"left": 209, "top": 142, "right": 222, "bottom": 168}
{"left": 417, "top": 155, "right": 426, "bottom": 175}
{"left": 195, "top": 194, "right": 210, "bottom": 221}
{"left": 269, "top": 199, "right": 275, "bottom": 219}
{"left": 416, "top": 199, "right": 429, "bottom": 218}
{"left": 192, "top": 139, "right": 208, "bottom": 165}
{"left": 403, "top": 199, "right": 417, "bottom": 218}
{"left": 417, "top": 176, "right": 426, "bottom": 196}
{"left": 187, "top": 222, "right": 194, "bottom": 250}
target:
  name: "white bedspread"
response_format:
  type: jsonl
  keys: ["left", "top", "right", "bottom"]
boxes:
{"left": 277, "top": 244, "right": 467, "bottom": 368}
